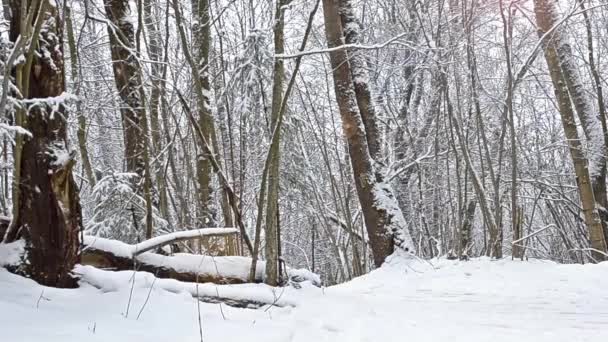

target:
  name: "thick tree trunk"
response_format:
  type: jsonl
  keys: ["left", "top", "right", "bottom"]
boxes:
{"left": 4, "top": 0, "right": 82, "bottom": 288}
{"left": 534, "top": 0, "right": 607, "bottom": 260}
{"left": 539, "top": 0, "right": 608, "bottom": 246}
{"left": 339, "top": 0, "right": 381, "bottom": 160}
{"left": 578, "top": 0, "right": 608, "bottom": 244}
{"left": 322, "top": 0, "right": 414, "bottom": 267}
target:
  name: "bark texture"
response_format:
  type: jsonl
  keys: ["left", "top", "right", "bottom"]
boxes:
{"left": 5, "top": 0, "right": 82, "bottom": 288}
{"left": 534, "top": 0, "right": 607, "bottom": 260}
{"left": 263, "top": 0, "right": 287, "bottom": 286}
{"left": 323, "top": 0, "right": 414, "bottom": 267}
{"left": 191, "top": 0, "right": 217, "bottom": 227}
{"left": 459, "top": 199, "right": 476, "bottom": 259}
{"left": 103, "top": 0, "right": 149, "bottom": 177}
{"left": 104, "top": 0, "right": 155, "bottom": 238}
{"left": 144, "top": 0, "right": 169, "bottom": 218}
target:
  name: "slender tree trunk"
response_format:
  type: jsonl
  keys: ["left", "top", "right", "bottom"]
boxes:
{"left": 143, "top": 0, "right": 169, "bottom": 219}
{"left": 262, "top": 0, "right": 287, "bottom": 286}
{"left": 191, "top": 0, "right": 217, "bottom": 228}
{"left": 499, "top": 0, "right": 518, "bottom": 260}
{"left": 512, "top": 205, "right": 524, "bottom": 259}
{"left": 4, "top": 0, "right": 82, "bottom": 288}
{"left": 459, "top": 199, "right": 476, "bottom": 259}
{"left": 65, "top": 7, "right": 95, "bottom": 189}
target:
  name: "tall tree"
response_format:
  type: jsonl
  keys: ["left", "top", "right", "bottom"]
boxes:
{"left": 322, "top": 0, "right": 414, "bottom": 267}
{"left": 262, "top": 0, "right": 288, "bottom": 286}
{"left": 103, "top": 0, "right": 154, "bottom": 238}
{"left": 191, "top": 0, "right": 218, "bottom": 228}
{"left": 143, "top": 0, "right": 169, "bottom": 219}
{"left": 3, "top": 0, "right": 82, "bottom": 287}
{"left": 534, "top": 0, "right": 607, "bottom": 260}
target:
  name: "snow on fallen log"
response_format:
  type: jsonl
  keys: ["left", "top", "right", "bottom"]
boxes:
{"left": 82, "top": 235, "right": 321, "bottom": 286}
{"left": 134, "top": 228, "right": 238, "bottom": 255}
{"left": 84, "top": 228, "right": 238, "bottom": 258}
{"left": 74, "top": 265, "right": 320, "bottom": 308}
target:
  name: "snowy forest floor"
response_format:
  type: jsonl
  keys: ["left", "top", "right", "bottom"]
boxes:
{"left": 1, "top": 256, "right": 607, "bottom": 342}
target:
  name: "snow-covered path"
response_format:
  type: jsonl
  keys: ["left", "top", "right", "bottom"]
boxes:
{"left": 1, "top": 257, "right": 607, "bottom": 342}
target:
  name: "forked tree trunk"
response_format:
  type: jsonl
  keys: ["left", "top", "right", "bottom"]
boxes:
{"left": 322, "top": 0, "right": 414, "bottom": 267}
{"left": 534, "top": 0, "right": 607, "bottom": 260}
{"left": 262, "top": 0, "right": 288, "bottom": 287}
{"left": 4, "top": 0, "right": 82, "bottom": 288}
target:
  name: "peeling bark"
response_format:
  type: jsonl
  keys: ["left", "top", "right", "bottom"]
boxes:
{"left": 5, "top": 0, "right": 82, "bottom": 288}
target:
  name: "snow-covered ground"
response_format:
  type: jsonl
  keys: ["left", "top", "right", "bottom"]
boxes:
{"left": 1, "top": 255, "right": 607, "bottom": 342}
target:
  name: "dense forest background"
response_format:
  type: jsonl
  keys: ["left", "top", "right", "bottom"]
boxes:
{"left": 1, "top": 0, "right": 608, "bottom": 286}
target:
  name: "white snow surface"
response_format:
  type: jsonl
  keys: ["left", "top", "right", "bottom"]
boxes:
{"left": 1, "top": 255, "right": 607, "bottom": 341}
{"left": 0, "top": 240, "right": 24, "bottom": 266}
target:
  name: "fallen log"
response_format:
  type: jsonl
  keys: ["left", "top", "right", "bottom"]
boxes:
{"left": 82, "top": 234, "right": 321, "bottom": 286}
{"left": 74, "top": 264, "right": 316, "bottom": 309}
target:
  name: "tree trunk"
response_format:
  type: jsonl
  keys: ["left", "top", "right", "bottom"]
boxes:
{"left": 577, "top": 0, "right": 608, "bottom": 245}
{"left": 339, "top": 0, "right": 380, "bottom": 160}
{"left": 103, "top": 0, "right": 155, "bottom": 238}
{"left": 143, "top": 0, "right": 169, "bottom": 219}
{"left": 534, "top": 0, "right": 607, "bottom": 260}
{"left": 4, "top": 0, "right": 82, "bottom": 288}
{"left": 103, "top": 0, "right": 148, "bottom": 178}
{"left": 459, "top": 199, "right": 476, "bottom": 260}
{"left": 262, "top": 0, "right": 287, "bottom": 286}
{"left": 65, "top": 7, "right": 96, "bottom": 189}
{"left": 191, "top": 0, "right": 217, "bottom": 228}
{"left": 322, "top": 0, "right": 414, "bottom": 267}
{"left": 512, "top": 205, "right": 524, "bottom": 260}
{"left": 542, "top": 0, "right": 608, "bottom": 247}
